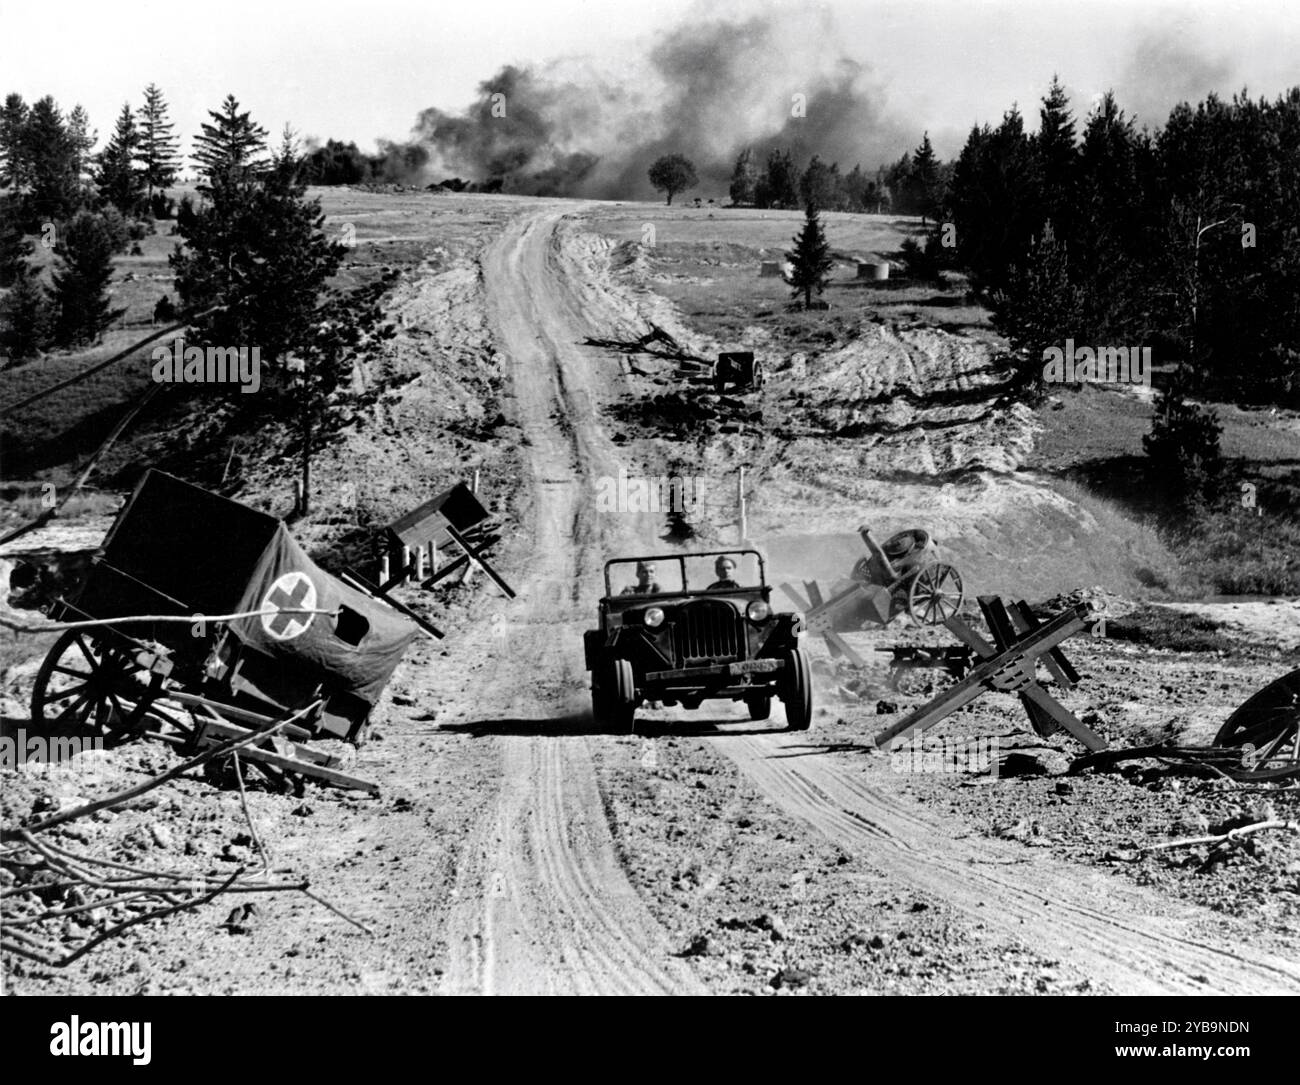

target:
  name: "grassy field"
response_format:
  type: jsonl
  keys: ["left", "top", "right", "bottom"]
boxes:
{"left": 587, "top": 203, "right": 992, "bottom": 354}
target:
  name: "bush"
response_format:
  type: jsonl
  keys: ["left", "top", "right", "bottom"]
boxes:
{"left": 898, "top": 236, "right": 940, "bottom": 280}
{"left": 97, "top": 204, "right": 131, "bottom": 254}
{"left": 0, "top": 267, "right": 52, "bottom": 360}
{"left": 1142, "top": 366, "right": 1223, "bottom": 503}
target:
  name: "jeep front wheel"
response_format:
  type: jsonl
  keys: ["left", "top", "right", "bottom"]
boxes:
{"left": 780, "top": 648, "right": 812, "bottom": 731}
{"left": 596, "top": 659, "right": 638, "bottom": 733}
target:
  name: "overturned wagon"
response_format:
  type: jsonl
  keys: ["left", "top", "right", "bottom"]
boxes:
{"left": 30, "top": 470, "right": 419, "bottom": 791}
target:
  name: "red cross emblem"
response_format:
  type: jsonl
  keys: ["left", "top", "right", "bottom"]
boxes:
{"left": 260, "top": 572, "right": 317, "bottom": 641}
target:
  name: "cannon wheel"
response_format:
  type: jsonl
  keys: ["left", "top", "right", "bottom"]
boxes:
{"left": 31, "top": 629, "right": 162, "bottom": 737}
{"left": 905, "top": 563, "right": 964, "bottom": 626}
{"left": 1213, "top": 669, "right": 1300, "bottom": 781}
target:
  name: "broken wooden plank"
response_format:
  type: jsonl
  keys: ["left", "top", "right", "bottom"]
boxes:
{"left": 167, "top": 691, "right": 313, "bottom": 740}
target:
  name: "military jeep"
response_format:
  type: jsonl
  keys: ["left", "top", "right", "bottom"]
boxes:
{"left": 583, "top": 549, "right": 811, "bottom": 732}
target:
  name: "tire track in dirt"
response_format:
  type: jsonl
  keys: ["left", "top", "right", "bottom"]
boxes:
{"left": 715, "top": 731, "right": 1300, "bottom": 994}
{"left": 439, "top": 209, "right": 704, "bottom": 995}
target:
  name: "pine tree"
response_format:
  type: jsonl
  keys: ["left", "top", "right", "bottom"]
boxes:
{"left": 0, "top": 93, "right": 31, "bottom": 192}
{"left": 67, "top": 104, "right": 96, "bottom": 184}
{"left": 191, "top": 94, "right": 268, "bottom": 189}
{"left": 0, "top": 263, "right": 50, "bottom": 360}
{"left": 907, "top": 133, "right": 940, "bottom": 222}
{"left": 0, "top": 201, "right": 34, "bottom": 287}
{"left": 137, "top": 84, "right": 180, "bottom": 202}
{"left": 170, "top": 145, "right": 394, "bottom": 509}
{"left": 760, "top": 149, "right": 799, "bottom": 209}
{"left": 271, "top": 123, "right": 301, "bottom": 182}
{"left": 800, "top": 155, "right": 837, "bottom": 210}
{"left": 843, "top": 164, "right": 869, "bottom": 211}
{"left": 96, "top": 103, "right": 144, "bottom": 216}
{"left": 729, "top": 147, "right": 756, "bottom": 206}
{"left": 24, "top": 96, "right": 79, "bottom": 224}
{"left": 1036, "top": 76, "right": 1077, "bottom": 240}
{"left": 1143, "top": 364, "right": 1223, "bottom": 500}
{"left": 48, "top": 210, "right": 124, "bottom": 346}
{"left": 786, "top": 200, "right": 835, "bottom": 309}
{"left": 990, "top": 221, "right": 1080, "bottom": 400}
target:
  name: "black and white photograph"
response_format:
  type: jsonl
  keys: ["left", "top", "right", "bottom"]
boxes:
{"left": 0, "top": 0, "right": 1297, "bottom": 1037}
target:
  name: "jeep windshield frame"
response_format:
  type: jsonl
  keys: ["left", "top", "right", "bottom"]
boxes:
{"left": 602, "top": 549, "right": 767, "bottom": 598}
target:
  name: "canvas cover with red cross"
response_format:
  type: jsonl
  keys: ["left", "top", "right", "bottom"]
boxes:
{"left": 230, "top": 523, "right": 418, "bottom": 730}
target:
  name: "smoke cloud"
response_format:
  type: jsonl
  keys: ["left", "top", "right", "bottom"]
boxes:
{"left": 396, "top": 8, "right": 914, "bottom": 198}
{"left": 1112, "top": 26, "right": 1238, "bottom": 129}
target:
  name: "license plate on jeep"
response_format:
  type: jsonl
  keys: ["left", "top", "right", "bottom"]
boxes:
{"left": 727, "top": 659, "right": 779, "bottom": 676}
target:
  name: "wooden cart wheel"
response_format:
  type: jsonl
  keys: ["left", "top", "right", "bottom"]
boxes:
{"left": 905, "top": 563, "right": 964, "bottom": 626}
{"left": 1213, "top": 669, "right": 1300, "bottom": 781}
{"left": 31, "top": 629, "right": 162, "bottom": 737}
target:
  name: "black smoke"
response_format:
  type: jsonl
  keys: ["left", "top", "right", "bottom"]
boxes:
{"left": 388, "top": 9, "right": 913, "bottom": 198}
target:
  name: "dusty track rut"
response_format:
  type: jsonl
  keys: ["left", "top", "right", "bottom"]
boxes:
{"left": 715, "top": 731, "right": 1300, "bottom": 995}
{"left": 439, "top": 210, "right": 703, "bottom": 994}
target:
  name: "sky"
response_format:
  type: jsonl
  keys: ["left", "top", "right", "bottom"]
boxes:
{"left": 1, "top": 0, "right": 1296, "bottom": 167}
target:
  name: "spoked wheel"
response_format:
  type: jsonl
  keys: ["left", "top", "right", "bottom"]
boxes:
{"left": 905, "top": 563, "right": 964, "bottom": 626}
{"left": 1213, "top": 669, "right": 1300, "bottom": 782}
{"left": 31, "top": 629, "right": 162, "bottom": 737}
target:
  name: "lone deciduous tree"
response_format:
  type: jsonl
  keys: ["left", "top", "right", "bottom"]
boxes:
{"left": 648, "top": 153, "right": 697, "bottom": 206}
{"left": 786, "top": 200, "right": 835, "bottom": 309}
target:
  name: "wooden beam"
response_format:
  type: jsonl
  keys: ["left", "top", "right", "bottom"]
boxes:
{"left": 167, "top": 690, "right": 313, "bottom": 739}
{"left": 443, "top": 523, "right": 516, "bottom": 599}
{"left": 340, "top": 569, "right": 444, "bottom": 640}
{"left": 979, "top": 596, "right": 1059, "bottom": 737}
{"left": 874, "top": 603, "right": 1100, "bottom": 750}
{"left": 823, "top": 630, "right": 867, "bottom": 668}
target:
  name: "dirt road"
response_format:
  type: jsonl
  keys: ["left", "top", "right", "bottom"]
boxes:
{"left": 451, "top": 207, "right": 1300, "bottom": 995}
{"left": 438, "top": 210, "right": 704, "bottom": 994}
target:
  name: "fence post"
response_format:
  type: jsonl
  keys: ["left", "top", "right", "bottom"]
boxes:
{"left": 737, "top": 466, "right": 747, "bottom": 545}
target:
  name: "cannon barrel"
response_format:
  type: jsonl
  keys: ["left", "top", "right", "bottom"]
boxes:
{"left": 857, "top": 524, "right": 898, "bottom": 582}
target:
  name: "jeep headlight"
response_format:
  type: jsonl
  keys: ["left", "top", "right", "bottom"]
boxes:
{"left": 644, "top": 607, "right": 665, "bottom": 628}
{"left": 746, "top": 600, "right": 771, "bottom": 622}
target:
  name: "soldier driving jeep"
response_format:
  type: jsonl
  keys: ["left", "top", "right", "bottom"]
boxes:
{"left": 708, "top": 555, "right": 741, "bottom": 590}
{"left": 620, "top": 560, "right": 661, "bottom": 595}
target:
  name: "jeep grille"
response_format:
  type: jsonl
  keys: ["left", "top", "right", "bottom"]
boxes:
{"left": 676, "top": 600, "right": 742, "bottom": 662}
